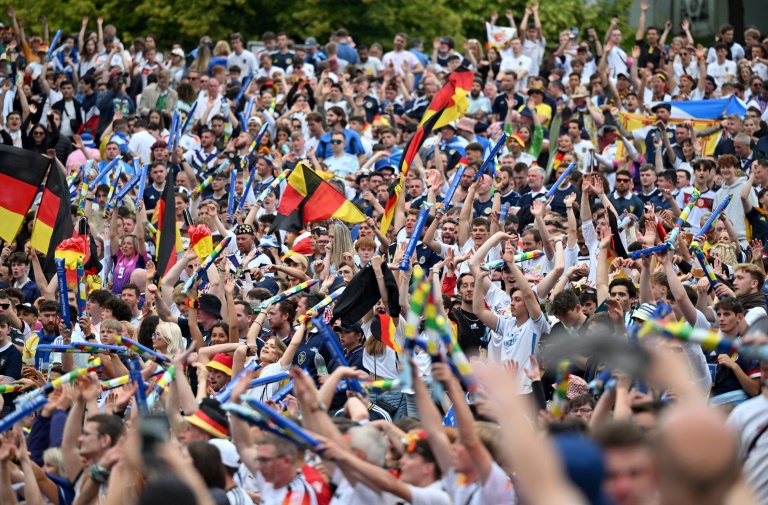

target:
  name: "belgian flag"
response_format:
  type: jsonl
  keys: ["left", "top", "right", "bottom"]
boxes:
{"left": 270, "top": 162, "right": 365, "bottom": 233}
{"left": 379, "top": 108, "right": 445, "bottom": 235}
{"left": 153, "top": 170, "right": 182, "bottom": 279}
{"left": 420, "top": 66, "right": 473, "bottom": 130}
{"left": 0, "top": 146, "right": 51, "bottom": 245}
{"left": 30, "top": 161, "right": 74, "bottom": 270}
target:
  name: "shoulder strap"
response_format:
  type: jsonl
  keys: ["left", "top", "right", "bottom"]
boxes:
{"left": 745, "top": 420, "right": 768, "bottom": 460}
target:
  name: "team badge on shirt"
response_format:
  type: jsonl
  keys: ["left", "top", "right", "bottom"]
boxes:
{"left": 297, "top": 351, "right": 306, "bottom": 365}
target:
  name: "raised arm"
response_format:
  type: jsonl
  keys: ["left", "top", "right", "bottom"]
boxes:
{"left": 636, "top": 0, "right": 649, "bottom": 41}
{"left": 472, "top": 269, "right": 500, "bottom": 330}
{"left": 532, "top": 198, "right": 555, "bottom": 261}
{"left": 742, "top": 172, "right": 755, "bottom": 214}
{"left": 412, "top": 362, "right": 455, "bottom": 476}
{"left": 596, "top": 230, "right": 612, "bottom": 306}
{"left": 458, "top": 180, "right": 479, "bottom": 246}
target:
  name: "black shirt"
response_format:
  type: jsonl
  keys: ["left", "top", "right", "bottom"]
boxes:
{"left": 452, "top": 308, "right": 487, "bottom": 358}
{"left": 635, "top": 39, "right": 663, "bottom": 70}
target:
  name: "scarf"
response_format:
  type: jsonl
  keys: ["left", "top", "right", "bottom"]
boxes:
{"left": 738, "top": 291, "right": 767, "bottom": 314}
{"left": 33, "top": 332, "right": 59, "bottom": 371}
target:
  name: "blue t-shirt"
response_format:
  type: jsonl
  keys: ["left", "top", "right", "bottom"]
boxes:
{"left": 315, "top": 129, "right": 365, "bottom": 160}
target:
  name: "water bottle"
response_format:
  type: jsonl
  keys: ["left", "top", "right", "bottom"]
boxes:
{"left": 313, "top": 349, "right": 328, "bottom": 376}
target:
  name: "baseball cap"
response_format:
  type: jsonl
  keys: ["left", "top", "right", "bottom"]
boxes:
{"left": 334, "top": 321, "right": 363, "bottom": 333}
{"left": 171, "top": 48, "right": 185, "bottom": 58}
{"left": 209, "top": 439, "right": 240, "bottom": 469}
{"left": 305, "top": 37, "right": 318, "bottom": 47}
{"left": 632, "top": 303, "right": 658, "bottom": 322}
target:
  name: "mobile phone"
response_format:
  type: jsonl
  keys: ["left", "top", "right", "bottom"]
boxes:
{"left": 141, "top": 414, "right": 170, "bottom": 472}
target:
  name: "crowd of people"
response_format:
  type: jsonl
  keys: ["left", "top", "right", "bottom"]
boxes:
{"left": 1, "top": 2, "right": 768, "bottom": 504}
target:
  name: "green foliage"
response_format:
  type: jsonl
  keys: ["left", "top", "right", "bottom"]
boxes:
{"left": 7, "top": 0, "right": 633, "bottom": 51}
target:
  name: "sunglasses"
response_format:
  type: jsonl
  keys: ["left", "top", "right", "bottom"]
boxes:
{"left": 0, "top": 303, "right": 9, "bottom": 309}
{"left": 616, "top": 178, "right": 631, "bottom": 183}
{"left": 330, "top": 139, "right": 343, "bottom": 145}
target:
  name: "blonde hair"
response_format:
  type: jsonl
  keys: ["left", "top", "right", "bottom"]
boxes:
{"left": 710, "top": 243, "right": 738, "bottom": 267}
{"left": 172, "top": 283, "right": 190, "bottom": 305}
{"left": 120, "top": 321, "right": 136, "bottom": 339}
{"left": 330, "top": 222, "right": 354, "bottom": 271}
{"left": 43, "top": 447, "right": 67, "bottom": 479}
{"left": 101, "top": 318, "right": 122, "bottom": 334}
{"left": 213, "top": 40, "right": 231, "bottom": 57}
{"left": 156, "top": 321, "right": 185, "bottom": 356}
{"left": 189, "top": 44, "right": 211, "bottom": 75}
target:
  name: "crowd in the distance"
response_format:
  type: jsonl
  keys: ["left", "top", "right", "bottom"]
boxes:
{"left": 1, "top": 2, "right": 768, "bottom": 504}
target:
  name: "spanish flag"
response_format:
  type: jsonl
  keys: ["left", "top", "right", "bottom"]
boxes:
{"left": 153, "top": 170, "right": 182, "bottom": 279}
{"left": 0, "top": 146, "right": 51, "bottom": 245}
{"left": 420, "top": 66, "right": 473, "bottom": 130}
{"left": 31, "top": 161, "right": 73, "bottom": 268}
{"left": 379, "top": 107, "right": 445, "bottom": 235}
{"left": 270, "top": 162, "right": 365, "bottom": 233}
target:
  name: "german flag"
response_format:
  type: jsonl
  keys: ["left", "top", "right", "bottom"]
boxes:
{"left": 31, "top": 162, "right": 73, "bottom": 266}
{"left": 153, "top": 170, "right": 182, "bottom": 279}
{"left": 379, "top": 107, "right": 445, "bottom": 235}
{"left": 420, "top": 66, "right": 473, "bottom": 130}
{"left": 0, "top": 146, "right": 51, "bottom": 245}
{"left": 371, "top": 313, "right": 402, "bottom": 353}
{"left": 270, "top": 162, "right": 365, "bottom": 233}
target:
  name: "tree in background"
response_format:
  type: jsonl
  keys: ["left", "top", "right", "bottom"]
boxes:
{"left": 8, "top": 0, "right": 633, "bottom": 53}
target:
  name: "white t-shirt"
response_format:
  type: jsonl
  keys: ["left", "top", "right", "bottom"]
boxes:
{"left": 382, "top": 50, "right": 421, "bottom": 76}
{"left": 673, "top": 60, "right": 701, "bottom": 82}
{"left": 228, "top": 50, "right": 259, "bottom": 77}
{"left": 457, "top": 239, "right": 502, "bottom": 275}
{"left": 606, "top": 47, "right": 629, "bottom": 78}
{"left": 707, "top": 60, "right": 736, "bottom": 89}
{"left": 442, "top": 464, "right": 516, "bottom": 505}
{"left": 490, "top": 313, "right": 550, "bottom": 393}
{"left": 128, "top": 129, "right": 157, "bottom": 165}
{"left": 518, "top": 253, "right": 554, "bottom": 277}
{"left": 256, "top": 472, "right": 319, "bottom": 505}
{"left": 522, "top": 38, "right": 546, "bottom": 77}
{"left": 381, "top": 481, "right": 451, "bottom": 505}
{"left": 362, "top": 317, "right": 406, "bottom": 379}
{"left": 727, "top": 394, "right": 768, "bottom": 505}
{"left": 499, "top": 54, "right": 532, "bottom": 90}
{"left": 246, "top": 360, "right": 290, "bottom": 401}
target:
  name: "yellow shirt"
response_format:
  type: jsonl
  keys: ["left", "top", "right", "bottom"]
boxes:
{"left": 518, "top": 102, "right": 552, "bottom": 127}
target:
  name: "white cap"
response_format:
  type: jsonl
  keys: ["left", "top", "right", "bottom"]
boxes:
{"left": 209, "top": 439, "right": 240, "bottom": 469}
{"left": 171, "top": 48, "right": 185, "bottom": 58}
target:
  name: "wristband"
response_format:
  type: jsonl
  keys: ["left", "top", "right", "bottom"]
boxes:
{"left": 185, "top": 299, "right": 200, "bottom": 309}
{"left": 88, "top": 464, "right": 111, "bottom": 484}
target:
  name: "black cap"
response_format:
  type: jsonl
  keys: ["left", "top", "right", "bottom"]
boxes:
{"left": 474, "top": 122, "right": 489, "bottom": 134}
{"left": 334, "top": 321, "right": 363, "bottom": 333}
{"left": 650, "top": 103, "right": 671, "bottom": 113}
{"left": 19, "top": 303, "right": 38, "bottom": 317}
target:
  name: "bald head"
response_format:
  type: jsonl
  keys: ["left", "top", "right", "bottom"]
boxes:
{"left": 656, "top": 406, "right": 738, "bottom": 505}
{"left": 129, "top": 269, "right": 147, "bottom": 291}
